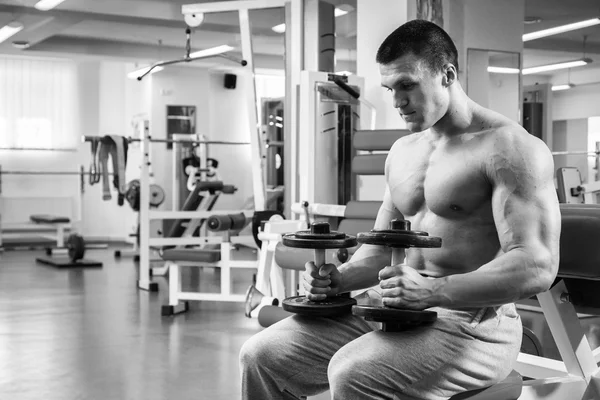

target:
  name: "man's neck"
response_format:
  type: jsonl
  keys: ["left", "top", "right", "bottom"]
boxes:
{"left": 429, "top": 84, "right": 475, "bottom": 139}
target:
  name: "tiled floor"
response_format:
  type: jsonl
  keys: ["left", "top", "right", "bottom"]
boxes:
{"left": 1, "top": 247, "right": 599, "bottom": 400}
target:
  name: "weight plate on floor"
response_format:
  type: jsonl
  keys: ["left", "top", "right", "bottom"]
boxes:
{"left": 67, "top": 234, "right": 85, "bottom": 262}
{"left": 282, "top": 296, "right": 357, "bottom": 317}
{"left": 351, "top": 305, "right": 437, "bottom": 323}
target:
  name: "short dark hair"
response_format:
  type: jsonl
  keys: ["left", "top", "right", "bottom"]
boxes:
{"left": 376, "top": 19, "right": 459, "bottom": 74}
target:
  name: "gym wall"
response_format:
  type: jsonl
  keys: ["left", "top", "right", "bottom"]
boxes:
{"left": 149, "top": 65, "right": 253, "bottom": 215}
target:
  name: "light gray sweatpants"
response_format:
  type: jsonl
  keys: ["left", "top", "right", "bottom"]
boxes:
{"left": 239, "top": 302, "right": 522, "bottom": 400}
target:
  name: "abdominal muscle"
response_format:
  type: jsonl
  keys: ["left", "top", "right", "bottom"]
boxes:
{"left": 405, "top": 210, "right": 502, "bottom": 277}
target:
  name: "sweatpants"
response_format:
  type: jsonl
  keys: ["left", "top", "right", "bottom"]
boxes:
{"left": 239, "top": 301, "right": 522, "bottom": 400}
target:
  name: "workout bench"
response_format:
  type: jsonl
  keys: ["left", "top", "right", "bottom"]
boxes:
{"left": 29, "top": 214, "right": 71, "bottom": 249}
{"left": 161, "top": 212, "right": 258, "bottom": 315}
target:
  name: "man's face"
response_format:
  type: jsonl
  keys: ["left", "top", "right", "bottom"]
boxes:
{"left": 379, "top": 54, "right": 448, "bottom": 132}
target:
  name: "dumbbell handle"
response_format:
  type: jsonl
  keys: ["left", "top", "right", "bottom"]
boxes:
{"left": 391, "top": 247, "right": 406, "bottom": 266}
{"left": 314, "top": 248, "right": 326, "bottom": 270}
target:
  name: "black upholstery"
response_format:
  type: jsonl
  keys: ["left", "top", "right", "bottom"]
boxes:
{"left": 30, "top": 214, "right": 70, "bottom": 224}
{"left": 557, "top": 204, "right": 600, "bottom": 279}
{"left": 352, "top": 154, "right": 387, "bottom": 175}
{"left": 353, "top": 129, "right": 408, "bottom": 151}
{"left": 161, "top": 248, "right": 221, "bottom": 263}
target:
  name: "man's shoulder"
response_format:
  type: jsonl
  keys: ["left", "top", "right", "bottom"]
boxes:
{"left": 486, "top": 122, "right": 546, "bottom": 154}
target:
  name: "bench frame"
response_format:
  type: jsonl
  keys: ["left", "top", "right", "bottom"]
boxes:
{"left": 161, "top": 235, "right": 259, "bottom": 315}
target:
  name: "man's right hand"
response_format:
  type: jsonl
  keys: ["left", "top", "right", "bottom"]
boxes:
{"left": 302, "top": 262, "right": 343, "bottom": 301}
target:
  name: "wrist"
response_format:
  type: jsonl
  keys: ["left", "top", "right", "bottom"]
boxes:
{"left": 428, "top": 276, "right": 450, "bottom": 308}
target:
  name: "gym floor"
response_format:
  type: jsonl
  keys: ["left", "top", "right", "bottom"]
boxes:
{"left": 1, "top": 248, "right": 600, "bottom": 400}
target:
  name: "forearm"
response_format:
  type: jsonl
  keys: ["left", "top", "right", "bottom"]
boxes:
{"left": 430, "top": 248, "right": 554, "bottom": 309}
{"left": 338, "top": 244, "right": 391, "bottom": 293}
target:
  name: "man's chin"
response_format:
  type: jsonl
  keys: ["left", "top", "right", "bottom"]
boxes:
{"left": 405, "top": 122, "right": 427, "bottom": 133}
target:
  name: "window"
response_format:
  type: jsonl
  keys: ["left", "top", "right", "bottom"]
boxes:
{"left": 0, "top": 56, "right": 77, "bottom": 150}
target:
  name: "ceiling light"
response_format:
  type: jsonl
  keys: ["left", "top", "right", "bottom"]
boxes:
{"left": 0, "top": 22, "right": 24, "bottom": 44}
{"left": 523, "top": 18, "right": 600, "bottom": 41}
{"left": 34, "top": 0, "right": 67, "bottom": 11}
{"left": 12, "top": 40, "right": 30, "bottom": 49}
{"left": 487, "top": 66, "right": 520, "bottom": 74}
{"left": 551, "top": 83, "right": 575, "bottom": 91}
{"left": 335, "top": 71, "right": 353, "bottom": 76}
{"left": 272, "top": 6, "right": 353, "bottom": 33}
{"left": 127, "top": 65, "right": 164, "bottom": 80}
{"left": 272, "top": 23, "right": 285, "bottom": 34}
{"left": 189, "top": 45, "right": 234, "bottom": 58}
{"left": 522, "top": 58, "right": 592, "bottom": 75}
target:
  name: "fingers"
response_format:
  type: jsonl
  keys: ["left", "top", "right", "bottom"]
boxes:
{"left": 378, "top": 265, "right": 402, "bottom": 280}
{"left": 319, "top": 263, "right": 336, "bottom": 277}
{"left": 303, "top": 262, "right": 336, "bottom": 301}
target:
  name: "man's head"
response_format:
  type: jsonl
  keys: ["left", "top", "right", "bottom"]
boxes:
{"left": 376, "top": 20, "right": 459, "bottom": 132}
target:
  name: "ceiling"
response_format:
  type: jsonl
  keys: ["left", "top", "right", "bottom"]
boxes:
{"left": 0, "top": 0, "right": 598, "bottom": 83}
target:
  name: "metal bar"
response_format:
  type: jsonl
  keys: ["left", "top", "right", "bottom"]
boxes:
{"left": 239, "top": 8, "right": 266, "bottom": 212}
{"left": 0, "top": 147, "right": 77, "bottom": 152}
{"left": 139, "top": 120, "right": 152, "bottom": 291}
{"left": 177, "top": 292, "right": 246, "bottom": 302}
{"left": 537, "top": 281, "right": 598, "bottom": 381}
{"left": 0, "top": 170, "right": 117, "bottom": 176}
{"left": 149, "top": 210, "right": 254, "bottom": 220}
{"left": 84, "top": 135, "right": 249, "bottom": 145}
{"left": 515, "top": 353, "right": 569, "bottom": 379}
{"left": 551, "top": 151, "right": 600, "bottom": 156}
{"left": 149, "top": 237, "right": 222, "bottom": 246}
{"left": 182, "top": 0, "right": 285, "bottom": 14}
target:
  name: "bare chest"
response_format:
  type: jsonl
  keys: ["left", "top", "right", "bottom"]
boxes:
{"left": 387, "top": 141, "right": 492, "bottom": 217}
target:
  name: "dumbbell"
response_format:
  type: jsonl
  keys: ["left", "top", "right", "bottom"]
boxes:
{"left": 352, "top": 219, "right": 442, "bottom": 332}
{"left": 281, "top": 222, "right": 358, "bottom": 317}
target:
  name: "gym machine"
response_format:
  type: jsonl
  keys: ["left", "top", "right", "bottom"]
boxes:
{"left": 136, "top": 121, "right": 261, "bottom": 292}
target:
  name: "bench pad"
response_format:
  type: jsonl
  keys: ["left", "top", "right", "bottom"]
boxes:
{"left": 30, "top": 214, "right": 70, "bottom": 224}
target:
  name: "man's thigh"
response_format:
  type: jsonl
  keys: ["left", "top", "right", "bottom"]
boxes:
{"left": 328, "top": 303, "right": 522, "bottom": 399}
{"left": 243, "top": 312, "right": 375, "bottom": 394}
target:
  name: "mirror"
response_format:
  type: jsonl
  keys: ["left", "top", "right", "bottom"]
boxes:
{"left": 466, "top": 49, "right": 522, "bottom": 123}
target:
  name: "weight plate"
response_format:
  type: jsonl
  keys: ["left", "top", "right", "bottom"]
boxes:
{"left": 295, "top": 230, "right": 346, "bottom": 240}
{"left": 521, "top": 326, "right": 544, "bottom": 357}
{"left": 67, "top": 234, "right": 86, "bottom": 262}
{"left": 357, "top": 231, "right": 442, "bottom": 248}
{"left": 351, "top": 305, "right": 437, "bottom": 323}
{"left": 282, "top": 233, "right": 357, "bottom": 249}
{"left": 282, "top": 296, "right": 357, "bottom": 317}
{"left": 149, "top": 184, "right": 166, "bottom": 207}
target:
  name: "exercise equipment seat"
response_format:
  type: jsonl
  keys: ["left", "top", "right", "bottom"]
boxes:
{"left": 161, "top": 247, "right": 221, "bottom": 263}
{"left": 30, "top": 214, "right": 70, "bottom": 224}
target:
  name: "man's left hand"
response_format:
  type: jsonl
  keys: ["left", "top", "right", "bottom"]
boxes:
{"left": 379, "top": 264, "right": 436, "bottom": 310}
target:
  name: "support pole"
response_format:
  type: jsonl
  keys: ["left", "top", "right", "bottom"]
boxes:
{"left": 239, "top": 8, "right": 266, "bottom": 212}
{"left": 139, "top": 120, "right": 158, "bottom": 292}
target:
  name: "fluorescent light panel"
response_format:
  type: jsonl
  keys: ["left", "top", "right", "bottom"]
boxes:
{"left": 127, "top": 66, "right": 164, "bottom": 80}
{"left": 551, "top": 83, "right": 575, "bottom": 91}
{"left": 272, "top": 5, "right": 352, "bottom": 33}
{"left": 487, "top": 66, "right": 520, "bottom": 74}
{"left": 523, "top": 18, "right": 600, "bottom": 41}
{"left": 34, "top": 0, "right": 66, "bottom": 11}
{"left": 522, "top": 58, "right": 592, "bottom": 75}
{"left": 272, "top": 23, "right": 286, "bottom": 33}
{"left": 189, "top": 45, "right": 234, "bottom": 58}
{"left": 0, "top": 22, "right": 24, "bottom": 44}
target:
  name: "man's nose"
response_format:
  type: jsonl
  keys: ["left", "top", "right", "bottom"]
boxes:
{"left": 393, "top": 95, "right": 409, "bottom": 109}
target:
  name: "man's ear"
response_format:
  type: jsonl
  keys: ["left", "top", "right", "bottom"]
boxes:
{"left": 442, "top": 63, "right": 457, "bottom": 87}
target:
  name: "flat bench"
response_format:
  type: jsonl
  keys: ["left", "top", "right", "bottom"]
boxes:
{"left": 29, "top": 214, "right": 71, "bottom": 248}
